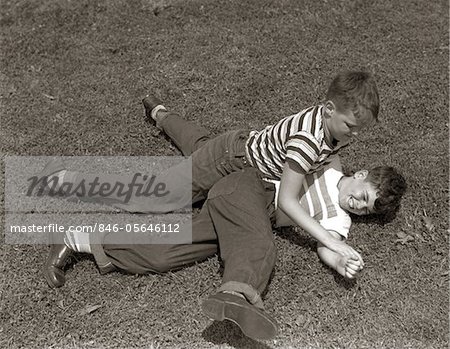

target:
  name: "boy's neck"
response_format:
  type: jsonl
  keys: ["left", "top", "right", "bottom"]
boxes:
{"left": 337, "top": 175, "right": 346, "bottom": 190}
{"left": 322, "top": 108, "right": 337, "bottom": 147}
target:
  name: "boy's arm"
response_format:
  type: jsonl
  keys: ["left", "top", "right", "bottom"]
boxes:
{"left": 278, "top": 162, "right": 363, "bottom": 264}
{"left": 316, "top": 230, "right": 363, "bottom": 279}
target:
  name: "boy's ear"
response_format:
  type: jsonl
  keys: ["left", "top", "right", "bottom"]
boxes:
{"left": 354, "top": 170, "right": 369, "bottom": 179}
{"left": 323, "top": 100, "right": 336, "bottom": 118}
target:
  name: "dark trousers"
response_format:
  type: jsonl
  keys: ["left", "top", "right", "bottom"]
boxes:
{"left": 104, "top": 168, "right": 276, "bottom": 305}
{"left": 85, "top": 111, "right": 277, "bottom": 305}
{"left": 68, "top": 112, "right": 250, "bottom": 213}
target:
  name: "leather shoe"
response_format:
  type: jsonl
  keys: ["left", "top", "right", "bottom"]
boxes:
{"left": 142, "top": 94, "right": 165, "bottom": 126}
{"left": 39, "top": 158, "right": 66, "bottom": 178}
{"left": 43, "top": 244, "right": 73, "bottom": 288}
{"left": 202, "top": 292, "right": 278, "bottom": 340}
{"left": 35, "top": 158, "right": 66, "bottom": 195}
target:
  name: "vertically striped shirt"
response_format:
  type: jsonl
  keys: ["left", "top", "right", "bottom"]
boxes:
{"left": 272, "top": 156, "right": 351, "bottom": 238}
{"left": 245, "top": 105, "right": 347, "bottom": 180}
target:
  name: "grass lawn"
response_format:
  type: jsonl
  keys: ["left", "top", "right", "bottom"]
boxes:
{"left": 0, "top": 0, "right": 448, "bottom": 348}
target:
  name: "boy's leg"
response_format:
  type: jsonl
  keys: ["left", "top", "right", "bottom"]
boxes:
{"left": 38, "top": 158, "right": 193, "bottom": 213}
{"left": 105, "top": 168, "right": 277, "bottom": 294}
{"left": 43, "top": 200, "right": 219, "bottom": 287}
{"left": 143, "top": 95, "right": 212, "bottom": 155}
{"left": 144, "top": 96, "right": 251, "bottom": 203}
{"left": 102, "top": 204, "right": 218, "bottom": 274}
{"left": 200, "top": 168, "right": 278, "bottom": 340}
{"left": 158, "top": 112, "right": 212, "bottom": 156}
{"left": 205, "top": 168, "right": 277, "bottom": 303}
{"left": 39, "top": 144, "right": 245, "bottom": 213}
{"left": 39, "top": 98, "right": 249, "bottom": 213}
{"left": 46, "top": 167, "right": 275, "bottom": 282}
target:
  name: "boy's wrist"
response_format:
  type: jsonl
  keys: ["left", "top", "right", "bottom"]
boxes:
{"left": 321, "top": 229, "right": 343, "bottom": 246}
{"left": 321, "top": 234, "right": 337, "bottom": 248}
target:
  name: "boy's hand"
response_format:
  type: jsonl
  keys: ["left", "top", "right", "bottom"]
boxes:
{"left": 337, "top": 255, "right": 363, "bottom": 279}
{"left": 326, "top": 238, "right": 364, "bottom": 267}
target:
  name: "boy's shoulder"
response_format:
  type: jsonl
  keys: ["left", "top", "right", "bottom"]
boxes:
{"left": 286, "top": 104, "right": 325, "bottom": 135}
{"left": 317, "top": 158, "right": 351, "bottom": 238}
{"left": 294, "top": 104, "right": 324, "bottom": 120}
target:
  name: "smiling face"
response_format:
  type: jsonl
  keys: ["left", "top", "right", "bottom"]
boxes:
{"left": 323, "top": 101, "right": 373, "bottom": 144}
{"left": 338, "top": 170, "right": 379, "bottom": 215}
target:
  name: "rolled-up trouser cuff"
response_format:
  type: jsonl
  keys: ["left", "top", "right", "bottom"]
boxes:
{"left": 218, "top": 281, "right": 264, "bottom": 309}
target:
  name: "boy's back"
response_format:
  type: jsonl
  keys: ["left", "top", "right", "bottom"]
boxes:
{"left": 246, "top": 105, "right": 347, "bottom": 180}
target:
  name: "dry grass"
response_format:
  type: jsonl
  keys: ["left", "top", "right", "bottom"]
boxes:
{"left": 0, "top": 0, "right": 448, "bottom": 348}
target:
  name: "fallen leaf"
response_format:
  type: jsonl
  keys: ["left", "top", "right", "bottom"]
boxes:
{"left": 396, "top": 231, "right": 408, "bottom": 239}
{"left": 395, "top": 231, "right": 414, "bottom": 244}
{"left": 43, "top": 93, "right": 55, "bottom": 100}
{"left": 78, "top": 304, "right": 103, "bottom": 316}
{"left": 294, "top": 314, "right": 306, "bottom": 327}
{"left": 413, "top": 233, "right": 425, "bottom": 242}
{"left": 422, "top": 216, "right": 435, "bottom": 232}
{"left": 436, "top": 247, "right": 446, "bottom": 255}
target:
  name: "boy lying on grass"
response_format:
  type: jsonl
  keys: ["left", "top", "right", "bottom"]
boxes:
{"left": 42, "top": 159, "right": 405, "bottom": 341}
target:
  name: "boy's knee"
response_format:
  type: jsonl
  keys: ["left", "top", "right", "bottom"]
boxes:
{"left": 227, "top": 236, "right": 276, "bottom": 263}
{"left": 146, "top": 247, "right": 176, "bottom": 273}
{"left": 104, "top": 244, "right": 176, "bottom": 274}
{"left": 148, "top": 260, "right": 171, "bottom": 273}
{"left": 255, "top": 238, "right": 277, "bottom": 269}
{"left": 262, "top": 239, "right": 277, "bottom": 261}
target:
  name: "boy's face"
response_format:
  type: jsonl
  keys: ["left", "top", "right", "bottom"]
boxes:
{"left": 338, "top": 170, "right": 378, "bottom": 216}
{"left": 323, "top": 101, "right": 373, "bottom": 143}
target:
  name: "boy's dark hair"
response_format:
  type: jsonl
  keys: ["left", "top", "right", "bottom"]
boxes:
{"left": 366, "top": 166, "right": 407, "bottom": 215}
{"left": 326, "top": 71, "right": 380, "bottom": 122}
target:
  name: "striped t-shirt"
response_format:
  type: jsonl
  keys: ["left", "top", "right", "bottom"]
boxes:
{"left": 272, "top": 156, "right": 351, "bottom": 238}
{"left": 245, "top": 105, "right": 347, "bottom": 180}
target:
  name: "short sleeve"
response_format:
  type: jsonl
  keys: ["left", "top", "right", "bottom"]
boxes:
{"left": 319, "top": 214, "right": 351, "bottom": 239}
{"left": 285, "top": 132, "right": 321, "bottom": 174}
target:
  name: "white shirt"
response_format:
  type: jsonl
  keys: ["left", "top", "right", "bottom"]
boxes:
{"left": 269, "top": 156, "right": 351, "bottom": 239}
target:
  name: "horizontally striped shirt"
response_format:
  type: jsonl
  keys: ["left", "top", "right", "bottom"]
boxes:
{"left": 272, "top": 156, "right": 351, "bottom": 238}
{"left": 245, "top": 105, "right": 347, "bottom": 180}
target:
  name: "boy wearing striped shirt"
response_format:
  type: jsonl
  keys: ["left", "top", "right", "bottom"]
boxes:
{"left": 244, "top": 71, "right": 379, "bottom": 266}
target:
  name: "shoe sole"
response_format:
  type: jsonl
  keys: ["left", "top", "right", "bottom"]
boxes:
{"left": 202, "top": 297, "right": 278, "bottom": 340}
